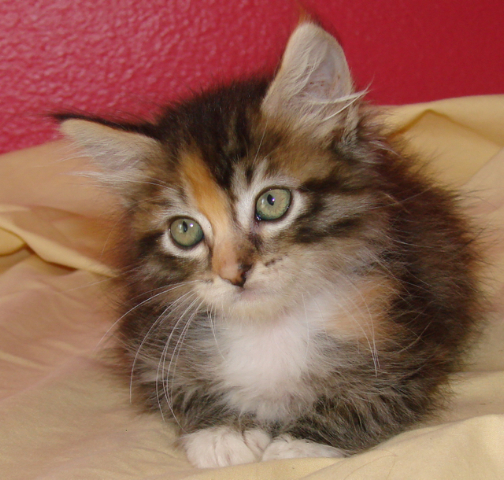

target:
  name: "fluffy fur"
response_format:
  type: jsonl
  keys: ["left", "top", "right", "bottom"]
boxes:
{"left": 60, "top": 23, "right": 482, "bottom": 468}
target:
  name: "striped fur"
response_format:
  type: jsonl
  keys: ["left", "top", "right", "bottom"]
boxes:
{"left": 60, "top": 23, "right": 483, "bottom": 468}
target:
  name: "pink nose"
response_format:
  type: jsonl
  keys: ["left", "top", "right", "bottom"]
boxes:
{"left": 212, "top": 235, "right": 254, "bottom": 288}
{"left": 220, "top": 263, "right": 252, "bottom": 287}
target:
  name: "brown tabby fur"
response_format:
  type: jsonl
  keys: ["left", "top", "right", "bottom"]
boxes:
{"left": 59, "top": 23, "right": 483, "bottom": 462}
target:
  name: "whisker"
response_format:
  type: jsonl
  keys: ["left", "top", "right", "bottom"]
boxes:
{"left": 156, "top": 294, "right": 201, "bottom": 428}
{"left": 209, "top": 305, "right": 225, "bottom": 360}
{"left": 93, "top": 280, "right": 200, "bottom": 354}
{"left": 165, "top": 299, "right": 205, "bottom": 407}
{"left": 130, "top": 290, "right": 196, "bottom": 403}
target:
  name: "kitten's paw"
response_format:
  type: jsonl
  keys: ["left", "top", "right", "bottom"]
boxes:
{"left": 182, "top": 426, "right": 271, "bottom": 468}
{"left": 262, "top": 435, "right": 345, "bottom": 461}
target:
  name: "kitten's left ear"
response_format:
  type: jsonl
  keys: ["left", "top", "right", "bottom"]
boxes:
{"left": 262, "top": 23, "right": 362, "bottom": 141}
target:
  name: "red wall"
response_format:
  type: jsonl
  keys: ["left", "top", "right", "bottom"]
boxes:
{"left": 1, "top": 0, "right": 503, "bottom": 154}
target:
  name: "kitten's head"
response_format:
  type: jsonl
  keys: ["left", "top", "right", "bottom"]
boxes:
{"left": 61, "top": 24, "right": 389, "bottom": 323}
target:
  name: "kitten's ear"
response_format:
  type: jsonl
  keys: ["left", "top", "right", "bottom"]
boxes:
{"left": 262, "top": 23, "right": 361, "bottom": 141}
{"left": 60, "top": 119, "right": 162, "bottom": 193}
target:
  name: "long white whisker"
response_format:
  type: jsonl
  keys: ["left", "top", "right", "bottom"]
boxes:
{"left": 93, "top": 280, "right": 200, "bottom": 352}
{"left": 130, "top": 290, "right": 196, "bottom": 403}
{"left": 209, "top": 305, "right": 225, "bottom": 360}
{"left": 322, "top": 273, "right": 381, "bottom": 375}
{"left": 156, "top": 294, "right": 200, "bottom": 428}
{"left": 165, "top": 299, "right": 205, "bottom": 410}
{"left": 301, "top": 293, "right": 310, "bottom": 364}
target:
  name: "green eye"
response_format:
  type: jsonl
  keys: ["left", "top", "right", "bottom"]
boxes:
{"left": 170, "top": 218, "right": 204, "bottom": 248}
{"left": 256, "top": 188, "right": 291, "bottom": 221}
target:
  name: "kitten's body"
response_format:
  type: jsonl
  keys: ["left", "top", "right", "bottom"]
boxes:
{"left": 61, "top": 24, "right": 482, "bottom": 467}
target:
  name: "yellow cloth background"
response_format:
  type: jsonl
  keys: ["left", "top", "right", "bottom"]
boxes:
{"left": 1, "top": 96, "right": 503, "bottom": 479}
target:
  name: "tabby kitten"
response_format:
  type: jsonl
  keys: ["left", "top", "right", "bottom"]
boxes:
{"left": 60, "top": 23, "right": 481, "bottom": 468}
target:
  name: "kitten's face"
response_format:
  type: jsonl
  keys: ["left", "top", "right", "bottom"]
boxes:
{"left": 127, "top": 128, "right": 380, "bottom": 323}
{"left": 160, "top": 152, "right": 307, "bottom": 319}
{"left": 61, "top": 24, "right": 384, "bottom": 324}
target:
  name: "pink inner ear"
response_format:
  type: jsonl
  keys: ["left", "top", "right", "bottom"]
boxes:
{"left": 261, "top": 24, "right": 359, "bottom": 140}
{"left": 297, "top": 35, "right": 353, "bottom": 103}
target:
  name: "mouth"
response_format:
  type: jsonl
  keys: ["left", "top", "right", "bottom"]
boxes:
{"left": 234, "top": 285, "right": 261, "bottom": 300}
{"left": 234, "top": 283, "right": 281, "bottom": 305}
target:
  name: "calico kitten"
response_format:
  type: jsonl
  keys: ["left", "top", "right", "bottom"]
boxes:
{"left": 60, "top": 23, "right": 482, "bottom": 468}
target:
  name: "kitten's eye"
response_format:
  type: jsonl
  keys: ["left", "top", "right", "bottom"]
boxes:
{"left": 256, "top": 188, "right": 291, "bottom": 221}
{"left": 170, "top": 218, "right": 204, "bottom": 248}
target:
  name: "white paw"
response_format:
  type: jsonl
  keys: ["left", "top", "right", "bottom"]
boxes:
{"left": 182, "top": 426, "right": 272, "bottom": 468}
{"left": 262, "top": 435, "right": 345, "bottom": 461}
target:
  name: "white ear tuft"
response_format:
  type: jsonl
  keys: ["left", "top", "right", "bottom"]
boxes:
{"left": 61, "top": 119, "right": 161, "bottom": 191}
{"left": 262, "top": 23, "right": 362, "bottom": 140}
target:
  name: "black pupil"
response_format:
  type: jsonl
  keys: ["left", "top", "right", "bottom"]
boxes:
{"left": 182, "top": 221, "right": 188, "bottom": 233}
{"left": 267, "top": 194, "right": 275, "bottom": 206}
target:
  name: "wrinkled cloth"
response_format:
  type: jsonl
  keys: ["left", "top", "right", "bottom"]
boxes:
{"left": 1, "top": 96, "right": 504, "bottom": 480}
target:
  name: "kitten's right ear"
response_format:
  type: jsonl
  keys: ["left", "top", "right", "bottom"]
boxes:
{"left": 60, "top": 119, "right": 162, "bottom": 192}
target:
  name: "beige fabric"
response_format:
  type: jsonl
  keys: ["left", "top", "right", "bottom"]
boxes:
{"left": 1, "top": 96, "right": 504, "bottom": 479}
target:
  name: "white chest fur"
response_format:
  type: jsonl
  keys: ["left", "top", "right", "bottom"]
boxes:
{"left": 215, "top": 303, "right": 330, "bottom": 422}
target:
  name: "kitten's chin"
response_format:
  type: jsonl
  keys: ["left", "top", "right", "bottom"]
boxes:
{"left": 234, "top": 286, "right": 266, "bottom": 302}
{"left": 209, "top": 286, "right": 289, "bottom": 322}
{"left": 196, "top": 278, "right": 295, "bottom": 322}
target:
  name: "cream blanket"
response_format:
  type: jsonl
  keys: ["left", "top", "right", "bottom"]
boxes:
{"left": 1, "top": 96, "right": 503, "bottom": 479}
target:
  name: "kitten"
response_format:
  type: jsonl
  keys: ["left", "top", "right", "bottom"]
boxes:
{"left": 59, "top": 23, "right": 482, "bottom": 468}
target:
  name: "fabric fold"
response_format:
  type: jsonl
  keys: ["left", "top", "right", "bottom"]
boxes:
{"left": 1, "top": 96, "right": 503, "bottom": 480}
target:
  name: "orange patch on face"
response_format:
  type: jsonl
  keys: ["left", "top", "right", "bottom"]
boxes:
{"left": 181, "top": 151, "right": 230, "bottom": 232}
{"left": 180, "top": 152, "right": 242, "bottom": 282}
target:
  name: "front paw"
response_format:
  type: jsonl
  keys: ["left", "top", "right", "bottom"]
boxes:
{"left": 182, "top": 426, "right": 271, "bottom": 468}
{"left": 262, "top": 435, "right": 345, "bottom": 461}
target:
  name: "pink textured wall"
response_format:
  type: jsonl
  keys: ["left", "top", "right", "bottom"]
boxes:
{"left": 1, "top": 0, "right": 503, "bottom": 154}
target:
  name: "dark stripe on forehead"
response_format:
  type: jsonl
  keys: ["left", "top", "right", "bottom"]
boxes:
{"left": 198, "top": 147, "right": 235, "bottom": 191}
{"left": 232, "top": 102, "right": 253, "bottom": 158}
{"left": 162, "top": 80, "right": 269, "bottom": 191}
{"left": 244, "top": 164, "right": 254, "bottom": 186}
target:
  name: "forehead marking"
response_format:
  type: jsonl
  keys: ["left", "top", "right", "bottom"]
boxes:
{"left": 180, "top": 152, "right": 242, "bottom": 280}
{"left": 181, "top": 151, "right": 231, "bottom": 235}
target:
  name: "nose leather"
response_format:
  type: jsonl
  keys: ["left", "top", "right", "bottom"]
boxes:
{"left": 226, "top": 263, "right": 252, "bottom": 287}
{"left": 212, "top": 237, "right": 254, "bottom": 287}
